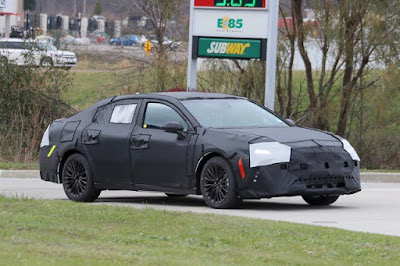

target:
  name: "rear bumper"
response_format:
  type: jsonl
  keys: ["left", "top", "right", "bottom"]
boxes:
{"left": 240, "top": 146, "right": 361, "bottom": 199}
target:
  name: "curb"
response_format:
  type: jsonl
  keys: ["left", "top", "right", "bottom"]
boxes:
{"left": 0, "top": 170, "right": 399, "bottom": 183}
{"left": 361, "top": 172, "right": 400, "bottom": 183}
{"left": 0, "top": 170, "right": 40, "bottom": 179}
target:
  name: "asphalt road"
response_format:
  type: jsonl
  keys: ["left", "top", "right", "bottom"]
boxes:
{"left": 1, "top": 177, "right": 399, "bottom": 237}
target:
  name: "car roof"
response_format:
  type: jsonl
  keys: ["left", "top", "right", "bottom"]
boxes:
{"left": 112, "top": 92, "right": 245, "bottom": 102}
{"left": 0, "top": 38, "right": 48, "bottom": 43}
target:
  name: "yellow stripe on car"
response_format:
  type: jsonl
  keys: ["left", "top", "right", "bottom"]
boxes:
{"left": 47, "top": 145, "right": 57, "bottom": 158}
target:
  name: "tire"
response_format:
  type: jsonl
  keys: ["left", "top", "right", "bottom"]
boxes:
{"left": 200, "top": 157, "right": 242, "bottom": 209}
{"left": 165, "top": 193, "right": 188, "bottom": 198}
{"left": 302, "top": 195, "right": 339, "bottom": 206}
{"left": 40, "top": 57, "right": 54, "bottom": 67}
{"left": 62, "top": 153, "right": 101, "bottom": 202}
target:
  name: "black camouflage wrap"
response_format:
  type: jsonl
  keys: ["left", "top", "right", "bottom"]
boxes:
{"left": 39, "top": 93, "right": 361, "bottom": 199}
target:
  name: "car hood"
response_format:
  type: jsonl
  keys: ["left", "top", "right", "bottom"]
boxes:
{"left": 57, "top": 51, "right": 76, "bottom": 57}
{"left": 221, "top": 127, "right": 341, "bottom": 145}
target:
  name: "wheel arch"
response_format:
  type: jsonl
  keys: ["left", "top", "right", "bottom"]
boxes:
{"left": 58, "top": 149, "right": 86, "bottom": 183}
{"left": 195, "top": 151, "right": 230, "bottom": 194}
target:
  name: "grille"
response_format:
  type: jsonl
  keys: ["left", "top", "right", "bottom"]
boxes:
{"left": 297, "top": 176, "right": 354, "bottom": 189}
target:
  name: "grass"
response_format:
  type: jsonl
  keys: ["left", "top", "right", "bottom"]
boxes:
{"left": 0, "top": 196, "right": 399, "bottom": 265}
{"left": 64, "top": 71, "right": 121, "bottom": 110}
{"left": 0, "top": 162, "right": 39, "bottom": 170}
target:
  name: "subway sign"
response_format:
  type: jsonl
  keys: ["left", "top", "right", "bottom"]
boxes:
{"left": 195, "top": 37, "right": 266, "bottom": 60}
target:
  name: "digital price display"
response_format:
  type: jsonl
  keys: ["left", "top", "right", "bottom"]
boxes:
{"left": 195, "top": 0, "right": 266, "bottom": 8}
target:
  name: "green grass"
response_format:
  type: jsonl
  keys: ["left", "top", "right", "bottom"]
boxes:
{"left": 0, "top": 162, "right": 39, "bottom": 170}
{"left": 64, "top": 71, "right": 122, "bottom": 110}
{"left": 0, "top": 196, "right": 399, "bottom": 265}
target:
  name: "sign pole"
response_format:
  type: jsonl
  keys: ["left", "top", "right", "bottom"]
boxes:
{"left": 187, "top": 0, "right": 198, "bottom": 91}
{"left": 264, "top": 0, "right": 279, "bottom": 110}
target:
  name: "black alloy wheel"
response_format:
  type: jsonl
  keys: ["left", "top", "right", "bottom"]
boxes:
{"left": 40, "top": 57, "right": 54, "bottom": 67}
{"left": 302, "top": 195, "right": 340, "bottom": 206}
{"left": 62, "top": 154, "right": 100, "bottom": 202}
{"left": 200, "top": 157, "right": 242, "bottom": 209}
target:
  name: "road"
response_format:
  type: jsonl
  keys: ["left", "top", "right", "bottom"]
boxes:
{"left": 1, "top": 177, "right": 399, "bottom": 237}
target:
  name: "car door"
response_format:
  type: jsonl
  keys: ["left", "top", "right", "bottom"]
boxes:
{"left": 130, "top": 100, "right": 193, "bottom": 189}
{"left": 82, "top": 100, "right": 141, "bottom": 189}
{"left": 5, "top": 41, "right": 24, "bottom": 65}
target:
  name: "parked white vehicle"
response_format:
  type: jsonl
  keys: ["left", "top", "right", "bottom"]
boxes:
{"left": 0, "top": 39, "right": 77, "bottom": 69}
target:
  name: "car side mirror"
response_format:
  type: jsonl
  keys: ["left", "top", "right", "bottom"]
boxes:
{"left": 162, "top": 122, "right": 184, "bottom": 133}
{"left": 162, "top": 122, "right": 187, "bottom": 140}
{"left": 286, "top": 119, "right": 296, "bottom": 126}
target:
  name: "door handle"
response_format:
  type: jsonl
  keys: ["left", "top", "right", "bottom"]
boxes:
{"left": 130, "top": 134, "right": 151, "bottom": 150}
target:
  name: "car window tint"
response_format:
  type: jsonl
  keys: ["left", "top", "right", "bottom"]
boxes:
{"left": 7, "top": 42, "right": 24, "bottom": 49}
{"left": 0, "top": 42, "right": 7, "bottom": 48}
{"left": 143, "top": 103, "right": 188, "bottom": 131}
{"left": 110, "top": 104, "right": 137, "bottom": 124}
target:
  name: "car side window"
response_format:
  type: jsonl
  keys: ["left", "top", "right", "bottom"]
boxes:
{"left": 110, "top": 104, "right": 137, "bottom": 124}
{"left": 0, "top": 42, "right": 6, "bottom": 48}
{"left": 7, "top": 42, "right": 24, "bottom": 50}
{"left": 143, "top": 103, "right": 188, "bottom": 131}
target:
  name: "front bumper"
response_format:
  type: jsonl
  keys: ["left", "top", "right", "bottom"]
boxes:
{"left": 240, "top": 146, "right": 361, "bottom": 199}
{"left": 39, "top": 147, "right": 60, "bottom": 183}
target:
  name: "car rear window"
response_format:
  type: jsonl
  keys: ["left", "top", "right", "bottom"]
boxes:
{"left": 110, "top": 104, "right": 137, "bottom": 124}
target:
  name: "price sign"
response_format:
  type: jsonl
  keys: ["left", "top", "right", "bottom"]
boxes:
{"left": 194, "top": 0, "right": 266, "bottom": 9}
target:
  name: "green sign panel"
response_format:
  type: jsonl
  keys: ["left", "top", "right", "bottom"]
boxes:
{"left": 198, "top": 38, "right": 262, "bottom": 60}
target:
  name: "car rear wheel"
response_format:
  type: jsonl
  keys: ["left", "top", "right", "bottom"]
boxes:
{"left": 200, "top": 157, "right": 242, "bottom": 209}
{"left": 62, "top": 154, "right": 100, "bottom": 202}
{"left": 302, "top": 195, "right": 339, "bottom": 206}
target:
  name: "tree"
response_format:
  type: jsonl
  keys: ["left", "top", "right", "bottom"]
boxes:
{"left": 93, "top": 0, "right": 103, "bottom": 15}
{"left": 277, "top": 0, "right": 400, "bottom": 136}
{"left": 119, "top": 0, "right": 185, "bottom": 91}
{"left": 24, "top": 0, "right": 36, "bottom": 11}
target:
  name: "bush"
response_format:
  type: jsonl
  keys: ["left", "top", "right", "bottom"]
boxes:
{"left": 0, "top": 57, "right": 75, "bottom": 162}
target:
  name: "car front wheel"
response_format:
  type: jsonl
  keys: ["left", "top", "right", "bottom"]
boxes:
{"left": 302, "top": 195, "right": 339, "bottom": 206}
{"left": 62, "top": 154, "right": 100, "bottom": 202}
{"left": 200, "top": 157, "right": 242, "bottom": 209}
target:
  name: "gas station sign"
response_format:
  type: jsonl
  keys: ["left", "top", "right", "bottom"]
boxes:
{"left": 194, "top": 0, "right": 266, "bottom": 9}
{"left": 193, "top": 9, "right": 269, "bottom": 39}
{"left": 187, "top": 0, "right": 280, "bottom": 109}
{"left": 196, "top": 37, "right": 264, "bottom": 60}
{"left": 191, "top": 0, "right": 269, "bottom": 56}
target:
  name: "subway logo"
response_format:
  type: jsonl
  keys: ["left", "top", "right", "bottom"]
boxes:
{"left": 207, "top": 42, "right": 251, "bottom": 55}
{"left": 198, "top": 38, "right": 261, "bottom": 60}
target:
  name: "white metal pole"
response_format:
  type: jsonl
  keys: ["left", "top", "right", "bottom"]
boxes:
{"left": 264, "top": 0, "right": 280, "bottom": 110}
{"left": 83, "top": 0, "right": 87, "bottom": 16}
{"left": 187, "top": 0, "right": 197, "bottom": 91}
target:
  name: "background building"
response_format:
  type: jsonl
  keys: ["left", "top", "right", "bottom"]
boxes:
{"left": 0, "top": 0, "right": 24, "bottom": 37}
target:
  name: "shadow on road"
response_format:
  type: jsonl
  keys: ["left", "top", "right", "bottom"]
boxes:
{"left": 95, "top": 195, "right": 353, "bottom": 211}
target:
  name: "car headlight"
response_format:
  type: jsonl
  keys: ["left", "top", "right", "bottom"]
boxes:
{"left": 40, "top": 126, "right": 50, "bottom": 148}
{"left": 249, "top": 142, "right": 292, "bottom": 168}
{"left": 341, "top": 139, "right": 360, "bottom": 161}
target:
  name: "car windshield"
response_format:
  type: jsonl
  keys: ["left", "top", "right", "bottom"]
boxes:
{"left": 36, "top": 42, "right": 58, "bottom": 51}
{"left": 182, "top": 99, "right": 289, "bottom": 128}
